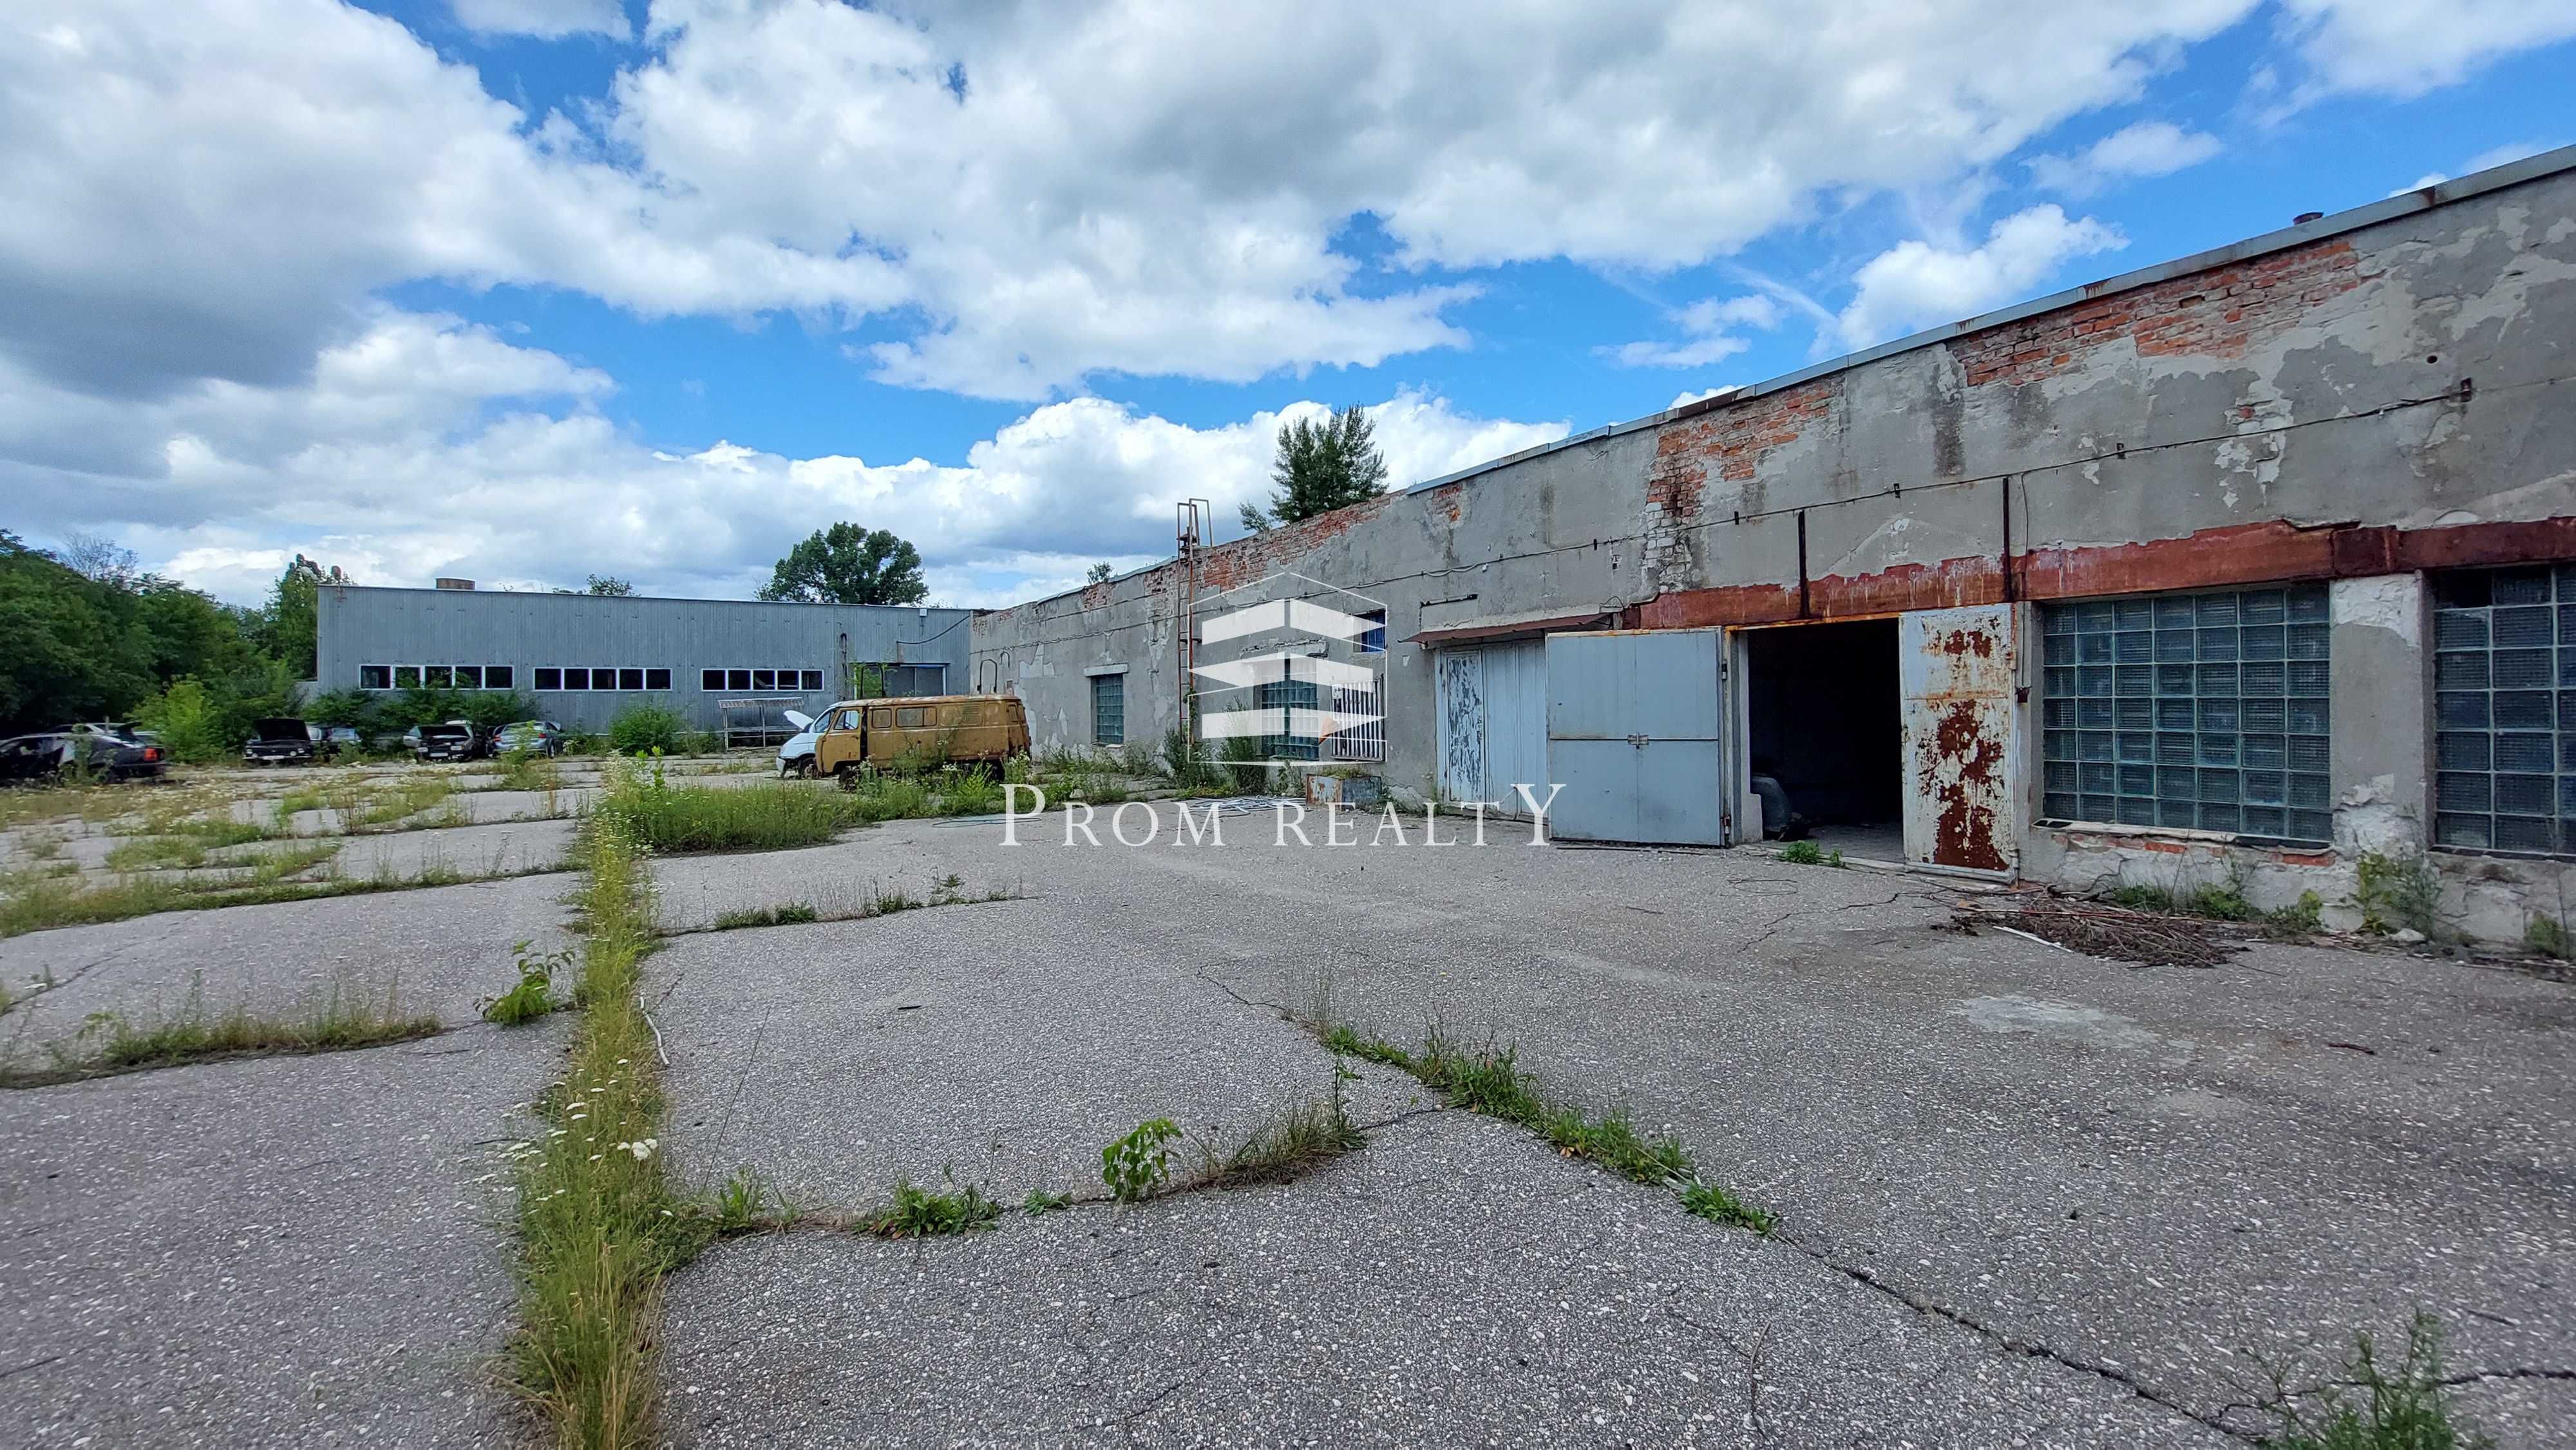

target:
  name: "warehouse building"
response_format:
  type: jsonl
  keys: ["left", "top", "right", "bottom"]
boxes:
{"left": 971, "top": 145, "right": 2576, "bottom": 943}
{"left": 316, "top": 584, "right": 974, "bottom": 737}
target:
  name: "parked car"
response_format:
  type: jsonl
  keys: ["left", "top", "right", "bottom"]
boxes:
{"left": 412, "top": 720, "right": 486, "bottom": 762}
{"left": 1, "top": 729, "right": 166, "bottom": 783}
{"left": 243, "top": 717, "right": 319, "bottom": 766}
{"left": 489, "top": 720, "right": 566, "bottom": 757}
{"left": 814, "top": 695, "right": 1029, "bottom": 785}
{"left": 774, "top": 710, "right": 818, "bottom": 777}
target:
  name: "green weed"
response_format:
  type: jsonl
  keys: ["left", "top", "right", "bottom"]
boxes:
{"left": 502, "top": 802, "right": 704, "bottom": 1449}
{"left": 2266, "top": 890, "right": 2326, "bottom": 938}
{"left": 2355, "top": 849, "right": 2443, "bottom": 938}
{"left": 863, "top": 1172, "right": 1002, "bottom": 1238}
{"left": 2, "top": 974, "right": 439, "bottom": 1086}
{"left": 1102, "top": 1117, "right": 1180, "bottom": 1203}
{"left": 708, "top": 903, "right": 821, "bottom": 931}
{"left": 1775, "top": 840, "right": 1843, "bottom": 868}
{"left": 598, "top": 753, "right": 870, "bottom": 852}
{"left": 1021, "top": 1189, "right": 1072, "bottom": 1216}
{"left": 712, "top": 1167, "right": 772, "bottom": 1232}
{"left": 484, "top": 940, "right": 570, "bottom": 1026}
{"left": 2257, "top": 1313, "right": 2492, "bottom": 1450}
{"left": 2523, "top": 913, "right": 2568, "bottom": 960}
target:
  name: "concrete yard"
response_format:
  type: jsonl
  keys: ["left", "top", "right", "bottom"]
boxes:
{"left": 2, "top": 786, "right": 2570, "bottom": 1447}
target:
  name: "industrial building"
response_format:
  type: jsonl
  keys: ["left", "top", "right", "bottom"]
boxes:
{"left": 970, "top": 145, "right": 2576, "bottom": 943}
{"left": 314, "top": 583, "right": 974, "bottom": 737}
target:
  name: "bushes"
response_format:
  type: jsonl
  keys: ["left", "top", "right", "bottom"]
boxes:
{"left": 607, "top": 703, "right": 688, "bottom": 755}
{"left": 135, "top": 678, "right": 232, "bottom": 762}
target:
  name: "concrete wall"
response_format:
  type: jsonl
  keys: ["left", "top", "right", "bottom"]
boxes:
{"left": 317, "top": 586, "right": 976, "bottom": 734}
{"left": 971, "top": 151, "right": 2576, "bottom": 941}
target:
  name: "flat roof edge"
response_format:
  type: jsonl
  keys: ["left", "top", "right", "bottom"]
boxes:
{"left": 323, "top": 585, "right": 971, "bottom": 613}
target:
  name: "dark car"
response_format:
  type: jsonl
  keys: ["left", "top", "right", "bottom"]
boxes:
{"left": 489, "top": 720, "right": 565, "bottom": 757}
{"left": 243, "top": 717, "right": 319, "bottom": 766}
{"left": 2, "top": 730, "right": 166, "bottom": 783}
{"left": 412, "top": 720, "right": 486, "bottom": 762}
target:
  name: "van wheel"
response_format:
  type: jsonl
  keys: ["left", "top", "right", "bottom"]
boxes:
{"left": 793, "top": 757, "right": 818, "bottom": 779}
{"left": 835, "top": 762, "right": 860, "bottom": 791}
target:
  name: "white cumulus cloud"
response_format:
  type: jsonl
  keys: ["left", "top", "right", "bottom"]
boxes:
{"left": 1835, "top": 205, "right": 2127, "bottom": 350}
{"left": 2027, "top": 120, "right": 2223, "bottom": 195}
{"left": 451, "top": 0, "right": 631, "bottom": 41}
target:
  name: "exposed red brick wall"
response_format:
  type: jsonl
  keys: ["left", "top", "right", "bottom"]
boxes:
{"left": 1950, "top": 240, "right": 2363, "bottom": 388}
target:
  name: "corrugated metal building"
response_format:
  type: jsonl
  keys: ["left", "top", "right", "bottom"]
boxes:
{"left": 969, "top": 144, "right": 2576, "bottom": 944}
{"left": 315, "top": 585, "right": 976, "bottom": 735}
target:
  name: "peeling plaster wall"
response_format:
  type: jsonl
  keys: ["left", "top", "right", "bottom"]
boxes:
{"left": 973, "top": 162, "right": 2576, "bottom": 941}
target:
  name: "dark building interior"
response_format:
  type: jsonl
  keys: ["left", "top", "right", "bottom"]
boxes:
{"left": 1744, "top": 619, "right": 1903, "bottom": 838}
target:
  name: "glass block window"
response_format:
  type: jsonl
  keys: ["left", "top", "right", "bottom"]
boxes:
{"left": 1090, "top": 673, "right": 1125, "bottom": 746}
{"left": 2431, "top": 564, "right": 2576, "bottom": 854}
{"left": 2040, "top": 584, "right": 2332, "bottom": 843}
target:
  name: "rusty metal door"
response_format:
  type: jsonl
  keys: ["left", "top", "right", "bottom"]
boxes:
{"left": 1546, "top": 629, "right": 1727, "bottom": 845}
{"left": 1899, "top": 605, "right": 2017, "bottom": 872}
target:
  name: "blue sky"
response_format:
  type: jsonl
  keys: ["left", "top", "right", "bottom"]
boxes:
{"left": 4, "top": 0, "right": 2571, "bottom": 606}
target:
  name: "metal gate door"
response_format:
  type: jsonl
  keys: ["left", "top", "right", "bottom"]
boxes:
{"left": 1481, "top": 640, "right": 1549, "bottom": 813}
{"left": 1545, "top": 629, "right": 1727, "bottom": 844}
{"left": 1899, "top": 605, "right": 2018, "bottom": 871}
{"left": 1437, "top": 648, "right": 1486, "bottom": 804}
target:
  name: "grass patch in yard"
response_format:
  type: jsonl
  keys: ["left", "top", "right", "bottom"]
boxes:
{"left": 503, "top": 800, "right": 703, "bottom": 1449}
{"left": 0, "top": 972, "right": 440, "bottom": 1086}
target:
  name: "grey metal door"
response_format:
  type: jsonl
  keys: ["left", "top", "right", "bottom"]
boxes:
{"left": 1545, "top": 629, "right": 1727, "bottom": 844}
{"left": 1437, "top": 648, "right": 1486, "bottom": 804}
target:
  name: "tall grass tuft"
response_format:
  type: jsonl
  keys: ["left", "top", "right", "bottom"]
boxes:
{"left": 594, "top": 753, "right": 870, "bottom": 852}
{"left": 504, "top": 797, "right": 704, "bottom": 1448}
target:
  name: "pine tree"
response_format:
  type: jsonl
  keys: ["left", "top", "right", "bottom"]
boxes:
{"left": 1239, "top": 405, "right": 1389, "bottom": 532}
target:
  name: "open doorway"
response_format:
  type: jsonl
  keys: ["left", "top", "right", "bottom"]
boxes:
{"left": 1743, "top": 618, "right": 1904, "bottom": 862}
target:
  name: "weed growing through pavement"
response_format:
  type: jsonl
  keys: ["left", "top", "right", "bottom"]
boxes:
{"left": 708, "top": 903, "right": 822, "bottom": 931}
{"left": 502, "top": 798, "right": 704, "bottom": 1449}
{"left": 1302, "top": 969, "right": 1775, "bottom": 1236}
{"left": 484, "top": 940, "right": 571, "bottom": 1026}
{"left": 1195, "top": 1060, "right": 1369, "bottom": 1188}
{"left": 1775, "top": 840, "right": 1844, "bottom": 868}
{"left": 712, "top": 1167, "right": 773, "bottom": 1232}
{"left": 2254, "top": 1312, "right": 2493, "bottom": 1450}
{"left": 1101, "top": 1118, "right": 1179, "bottom": 1203}
{"left": 0, "top": 972, "right": 440, "bottom": 1087}
{"left": 864, "top": 1171, "right": 1003, "bottom": 1238}
{"left": 1021, "top": 1189, "right": 1072, "bottom": 1216}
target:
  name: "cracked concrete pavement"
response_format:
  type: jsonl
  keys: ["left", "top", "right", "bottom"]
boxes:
{"left": 0, "top": 1022, "right": 560, "bottom": 1447}
{"left": 655, "top": 802, "right": 2576, "bottom": 1446}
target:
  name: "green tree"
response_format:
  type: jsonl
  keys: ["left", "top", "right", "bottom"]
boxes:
{"left": 585, "top": 574, "right": 636, "bottom": 596}
{"left": 1086, "top": 562, "right": 1113, "bottom": 585}
{"left": 1238, "top": 405, "right": 1390, "bottom": 532}
{"left": 252, "top": 554, "right": 345, "bottom": 680}
{"left": 757, "top": 524, "right": 929, "bottom": 605}
{"left": 0, "top": 532, "right": 153, "bottom": 731}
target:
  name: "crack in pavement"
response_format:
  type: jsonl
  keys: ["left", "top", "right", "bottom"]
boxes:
{"left": 1771, "top": 1232, "right": 2259, "bottom": 1444}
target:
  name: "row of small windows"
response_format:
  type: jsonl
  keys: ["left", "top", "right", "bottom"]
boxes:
{"left": 535, "top": 668, "right": 674, "bottom": 692}
{"left": 2430, "top": 564, "right": 2576, "bottom": 854}
{"left": 359, "top": 664, "right": 516, "bottom": 690}
{"left": 702, "top": 668, "right": 828, "bottom": 693}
